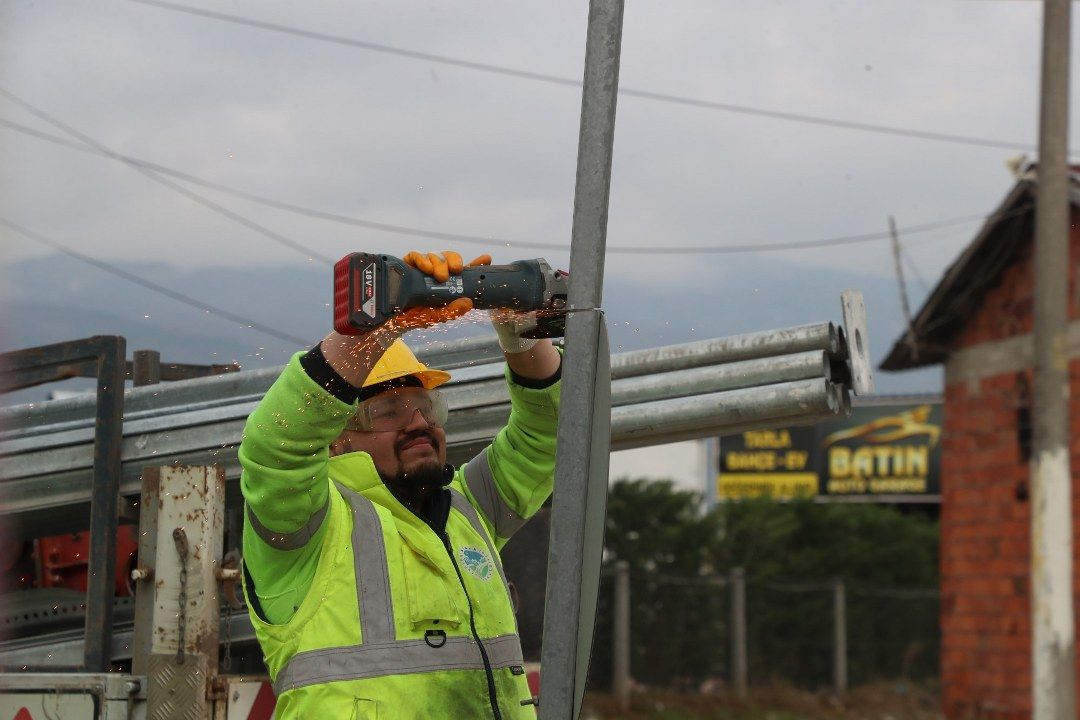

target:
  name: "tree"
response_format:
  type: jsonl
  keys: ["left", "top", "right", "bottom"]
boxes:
{"left": 590, "top": 479, "right": 940, "bottom": 690}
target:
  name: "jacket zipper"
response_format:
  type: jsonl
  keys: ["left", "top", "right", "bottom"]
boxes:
{"left": 439, "top": 529, "right": 503, "bottom": 720}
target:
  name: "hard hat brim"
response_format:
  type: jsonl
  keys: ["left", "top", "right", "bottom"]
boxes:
{"left": 416, "top": 368, "right": 451, "bottom": 390}
{"left": 362, "top": 366, "right": 451, "bottom": 390}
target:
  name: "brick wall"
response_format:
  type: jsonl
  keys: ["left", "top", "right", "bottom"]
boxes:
{"left": 940, "top": 208, "right": 1080, "bottom": 720}
{"left": 941, "top": 372, "right": 1032, "bottom": 719}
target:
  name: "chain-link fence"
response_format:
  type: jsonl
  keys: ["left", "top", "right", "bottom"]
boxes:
{"left": 588, "top": 566, "right": 939, "bottom": 695}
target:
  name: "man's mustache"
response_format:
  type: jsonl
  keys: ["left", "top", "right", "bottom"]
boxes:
{"left": 394, "top": 430, "right": 440, "bottom": 454}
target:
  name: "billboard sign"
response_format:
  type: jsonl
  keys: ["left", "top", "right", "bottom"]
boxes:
{"left": 718, "top": 400, "right": 942, "bottom": 502}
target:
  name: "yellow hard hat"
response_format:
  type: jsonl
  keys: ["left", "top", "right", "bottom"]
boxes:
{"left": 362, "top": 338, "right": 451, "bottom": 390}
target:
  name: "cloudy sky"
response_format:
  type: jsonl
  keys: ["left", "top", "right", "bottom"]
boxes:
{"left": 1, "top": 0, "right": 1077, "bottom": 389}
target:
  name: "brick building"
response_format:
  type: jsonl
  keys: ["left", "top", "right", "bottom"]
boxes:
{"left": 882, "top": 165, "right": 1080, "bottom": 719}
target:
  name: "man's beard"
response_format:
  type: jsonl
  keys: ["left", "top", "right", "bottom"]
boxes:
{"left": 383, "top": 430, "right": 446, "bottom": 508}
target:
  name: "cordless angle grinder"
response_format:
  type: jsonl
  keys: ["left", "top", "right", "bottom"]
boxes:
{"left": 334, "top": 252, "right": 570, "bottom": 337}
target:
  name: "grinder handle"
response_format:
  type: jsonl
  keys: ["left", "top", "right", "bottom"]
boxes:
{"left": 395, "top": 261, "right": 548, "bottom": 311}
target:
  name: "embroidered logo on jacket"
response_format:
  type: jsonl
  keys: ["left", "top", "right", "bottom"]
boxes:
{"left": 459, "top": 546, "right": 494, "bottom": 581}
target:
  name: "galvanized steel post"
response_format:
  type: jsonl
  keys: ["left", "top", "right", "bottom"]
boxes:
{"left": 0, "top": 342, "right": 850, "bottom": 531}
{"left": 538, "top": 0, "right": 623, "bottom": 716}
{"left": 1031, "top": 1, "right": 1075, "bottom": 718}
{"left": 610, "top": 323, "right": 839, "bottom": 379}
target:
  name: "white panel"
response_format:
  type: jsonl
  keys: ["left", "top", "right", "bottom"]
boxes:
{"left": 0, "top": 692, "right": 96, "bottom": 719}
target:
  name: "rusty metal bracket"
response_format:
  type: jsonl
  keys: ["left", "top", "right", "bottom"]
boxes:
{"left": 0, "top": 335, "right": 126, "bottom": 672}
{"left": 0, "top": 347, "right": 239, "bottom": 393}
{"left": 217, "top": 550, "right": 245, "bottom": 611}
{"left": 130, "top": 567, "right": 154, "bottom": 582}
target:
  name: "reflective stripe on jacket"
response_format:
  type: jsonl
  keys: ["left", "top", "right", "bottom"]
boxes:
{"left": 239, "top": 353, "right": 559, "bottom": 719}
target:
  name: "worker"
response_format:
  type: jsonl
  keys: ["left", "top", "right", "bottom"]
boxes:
{"left": 239, "top": 250, "right": 562, "bottom": 719}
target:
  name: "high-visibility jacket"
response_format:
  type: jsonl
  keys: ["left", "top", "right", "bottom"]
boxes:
{"left": 239, "top": 353, "right": 560, "bottom": 719}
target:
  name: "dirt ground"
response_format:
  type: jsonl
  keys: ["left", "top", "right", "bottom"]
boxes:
{"left": 582, "top": 682, "right": 943, "bottom": 720}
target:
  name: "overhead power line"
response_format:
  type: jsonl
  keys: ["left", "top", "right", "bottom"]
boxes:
{"left": 127, "top": 0, "right": 1077, "bottom": 155}
{"left": 0, "top": 216, "right": 310, "bottom": 346}
{"left": 0, "top": 88, "right": 332, "bottom": 264}
{"left": 3, "top": 115, "right": 993, "bottom": 255}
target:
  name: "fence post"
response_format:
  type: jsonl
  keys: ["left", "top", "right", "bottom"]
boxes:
{"left": 613, "top": 560, "right": 631, "bottom": 711}
{"left": 132, "top": 349, "right": 161, "bottom": 386}
{"left": 832, "top": 577, "right": 848, "bottom": 696}
{"left": 730, "top": 567, "right": 748, "bottom": 699}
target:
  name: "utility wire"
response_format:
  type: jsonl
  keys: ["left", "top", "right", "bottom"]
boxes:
{"left": 0, "top": 116, "right": 520, "bottom": 250}
{"left": 126, "top": 0, "right": 1077, "bottom": 155}
{"left": 2, "top": 115, "right": 995, "bottom": 255}
{"left": 0, "top": 217, "right": 310, "bottom": 346}
{"left": 0, "top": 88, "right": 332, "bottom": 264}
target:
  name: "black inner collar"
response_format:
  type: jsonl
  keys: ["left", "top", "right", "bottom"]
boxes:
{"left": 384, "top": 463, "right": 455, "bottom": 534}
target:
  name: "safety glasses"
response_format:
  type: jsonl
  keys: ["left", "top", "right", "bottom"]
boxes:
{"left": 346, "top": 387, "right": 448, "bottom": 432}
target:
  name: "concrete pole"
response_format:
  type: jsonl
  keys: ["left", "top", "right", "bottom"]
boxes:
{"left": 1031, "top": 2, "right": 1075, "bottom": 719}
{"left": 832, "top": 578, "right": 848, "bottom": 697}
{"left": 730, "top": 567, "right": 748, "bottom": 699}
{"left": 612, "top": 561, "right": 631, "bottom": 712}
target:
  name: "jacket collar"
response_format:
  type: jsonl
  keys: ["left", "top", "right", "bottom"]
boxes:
{"left": 327, "top": 451, "right": 384, "bottom": 494}
{"left": 328, "top": 451, "right": 452, "bottom": 534}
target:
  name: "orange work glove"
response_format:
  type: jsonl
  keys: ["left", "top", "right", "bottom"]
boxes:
{"left": 386, "top": 251, "right": 492, "bottom": 331}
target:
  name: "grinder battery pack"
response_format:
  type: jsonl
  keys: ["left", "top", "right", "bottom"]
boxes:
{"left": 334, "top": 252, "right": 569, "bottom": 337}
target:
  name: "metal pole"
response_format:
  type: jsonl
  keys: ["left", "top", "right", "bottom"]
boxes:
{"left": 611, "top": 351, "right": 831, "bottom": 405}
{"left": 83, "top": 336, "right": 126, "bottom": 671}
{"left": 1031, "top": 1, "right": 1075, "bottom": 718}
{"left": 0, "top": 373, "right": 849, "bottom": 532}
{"left": 445, "top": 349, "right": 831, "bottom": 413}
{"left": 832, "top": 577, "right": 848, "bottom": 697}
{"left": 132, "top": 349, "right": 161, "bottom": 387}
{"left": 614, "top": 378, "right": 841, "bottom": 443}
{"left": 611, "top": 323, "right": 839, "bottom": 379}
{"left": 730, "top": 567, "right": 748, "bottom": 699}
{"left": 612, "top": 561, "right": 631, "bottom": 712}
{"left": 538, "top": 0, "right": 623, "bottom": 716}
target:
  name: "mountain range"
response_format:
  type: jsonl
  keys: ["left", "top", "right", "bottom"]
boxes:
{"left": 0, "top": 253, "right": 940, "bottom": 405}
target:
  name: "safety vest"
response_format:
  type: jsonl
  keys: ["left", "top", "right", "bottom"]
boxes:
{"left": 244, "top": 452, "right": 536, "bottom": 719}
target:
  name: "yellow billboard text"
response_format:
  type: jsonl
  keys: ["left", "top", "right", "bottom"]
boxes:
{"left": 828, "top": 445, "right": 929, "bottom": 480}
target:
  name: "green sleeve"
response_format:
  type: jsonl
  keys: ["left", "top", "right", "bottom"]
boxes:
{"left": 239, "top": 352, "right": 356, "bottom": 624}
{"left": 458, "top": 360, "right": 562, "bottom": 547}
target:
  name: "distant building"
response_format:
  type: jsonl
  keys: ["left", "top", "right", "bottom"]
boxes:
{"left": 608, "top": 440, "right": 712, "bottom": 493}
{"left": 882, "top": 164, "right": 1080, "bottom": 719}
